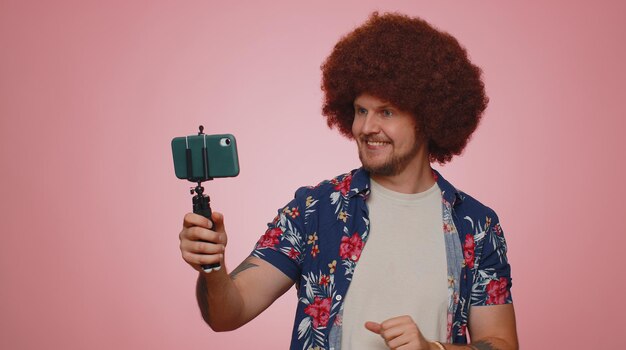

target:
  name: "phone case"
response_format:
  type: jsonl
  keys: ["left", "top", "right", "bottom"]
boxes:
{"left": 171, "top": 134, "right": 240, "bottom": 181}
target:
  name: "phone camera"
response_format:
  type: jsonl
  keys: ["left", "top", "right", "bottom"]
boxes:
{"left": 220, "top": 138, "right": 231, "bottom": 147}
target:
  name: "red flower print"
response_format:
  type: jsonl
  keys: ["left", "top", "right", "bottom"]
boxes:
{"left": 443, "top": 222, "right": 453, "bottom": 233}
{"left": 333, "top": 174, "right": 352, "bottom": 196}
{"left": 319, "top": 274, "right": 330, "bottom": 286}
{"left": 494, "top": 223, "right": 502, "bottom": 236}
{"left": 304, "top": 297, "right": 332, "bottom": 328}
{"left": 257, "top": 227, "right": 283, "bottom": 248}
{"left": 288, "top": 248, "right": 300, "bottom": 260}
{"left": 311, "top": 244, "right": 320, "bottom": 257}
{"left": 486, "top": 277, "right": 510, "bottom": 305}
{"left": 463, "top": 234, "right": 475, "bottom": 268}
{"left": 339, "top": 233, "right": 364, "bottom": 261}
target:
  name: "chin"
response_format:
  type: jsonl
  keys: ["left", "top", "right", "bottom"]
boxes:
{"left": 362, "top": 161, "right": 396, "bottom": 176}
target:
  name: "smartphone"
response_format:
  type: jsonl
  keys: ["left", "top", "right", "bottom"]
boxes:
{"left": 171, "top": 133, "right": 240, "bottom": 181}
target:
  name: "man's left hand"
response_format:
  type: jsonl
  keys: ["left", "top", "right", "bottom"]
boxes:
{"left": 365, "top": 315, "right": 435, "bottom": 350}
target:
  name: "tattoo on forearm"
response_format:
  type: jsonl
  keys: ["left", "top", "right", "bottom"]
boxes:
{"left": 229, "top": 258, "right": 259, "bottom": 280}
{"left": 470, "top": 340, "right": 497, "bottom": 350}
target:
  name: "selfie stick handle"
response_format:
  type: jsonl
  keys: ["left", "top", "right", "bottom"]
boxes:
{"left": 192, "top": 183, "right": 221, "bottom": 273}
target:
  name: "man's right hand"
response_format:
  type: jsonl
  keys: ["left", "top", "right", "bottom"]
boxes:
{"left": 178, "top": 212, "right": 294, "bottom": 331}
{"left": 179, "top": 212, "right": 228, "bottom": 272}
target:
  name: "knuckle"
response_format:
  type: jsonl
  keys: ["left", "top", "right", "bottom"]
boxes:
{"left": 195, "top": 241, "right": 206, "bottom": 253}
{"left": 189, "top": 226, "right": 204, "bottom": 240}
{"left": 183, "top": 213, "right": 194, "bottom": 225}
{"left": 180, "top": 240, "right": 189, "bottom": 252}
{"left": 181, "top": 251, "right": 193, "bottom": 263}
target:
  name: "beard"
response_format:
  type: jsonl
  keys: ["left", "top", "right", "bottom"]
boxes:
{"left": 358, "top": 138, "right": 422, "bottom": 177}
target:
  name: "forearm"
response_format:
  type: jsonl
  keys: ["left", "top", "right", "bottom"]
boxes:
{"left": 440, "top": 338, "right": 518, "bottom": 350}
{"left": 195, "top": 267, "right": 245, "bottom": 331}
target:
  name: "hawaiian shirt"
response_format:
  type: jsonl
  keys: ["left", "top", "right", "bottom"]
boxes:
{"left": 251, "top": 168, "right": 513, "bottom": 350}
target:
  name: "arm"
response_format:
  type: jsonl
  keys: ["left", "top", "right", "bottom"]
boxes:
{"left": 461, "top": 304, "right": 518, "bottom": 350}
{"left": 180, "top": 212, "right": 294, "bottom": 331}
{"left": 458, "top": 211, "right": 517, "bottom": 350}
{"left": 364, "top": 304, "right": 517, "bottom": 350}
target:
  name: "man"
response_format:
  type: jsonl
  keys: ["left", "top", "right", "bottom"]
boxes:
{"left": 179, "top": 12, "right": 518, "bottom": 350}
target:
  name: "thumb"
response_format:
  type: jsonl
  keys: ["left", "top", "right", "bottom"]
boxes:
{"left": 211, "top": 212, "right": 226, "bottom": 233}
{"left": 365, "top": 321, "right": 382, "bottom": 334}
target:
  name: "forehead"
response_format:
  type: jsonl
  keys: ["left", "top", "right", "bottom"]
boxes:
{"left": 354, "top": 93, "right": 387, "bottom": 106}
{"left": 354, "top": 94, "right": 398, "bottom": 109}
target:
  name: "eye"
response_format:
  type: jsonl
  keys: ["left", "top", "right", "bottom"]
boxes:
{"left": 382, "top": 109, "right": 393, "bottom": 117}
{"left": 355, "top": 107, "right": 368, "bottom": 116}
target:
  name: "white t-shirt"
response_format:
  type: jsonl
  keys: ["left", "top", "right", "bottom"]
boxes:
{"left": 340, "top": 179, "right": 448, "bottom": 349}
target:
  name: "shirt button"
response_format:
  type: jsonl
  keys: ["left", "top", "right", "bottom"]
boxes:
{"left": 335, "top": 295, "right": 342, "bottom": 301}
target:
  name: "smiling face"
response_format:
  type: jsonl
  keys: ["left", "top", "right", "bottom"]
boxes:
{"left": 352, "top": 94, "right": 427, "bottom": 177}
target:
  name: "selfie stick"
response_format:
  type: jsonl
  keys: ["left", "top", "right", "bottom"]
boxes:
{"left": 189, "top": 125, "right": 221, "bottom": 273}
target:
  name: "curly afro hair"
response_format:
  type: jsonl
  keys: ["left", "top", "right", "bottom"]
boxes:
{"left": 321, "top": 12, "right": 489, "bottom": 164}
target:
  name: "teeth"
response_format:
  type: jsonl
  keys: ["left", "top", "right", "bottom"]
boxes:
{"left": 367, "top": 141, "right": 389, "bottom": 146}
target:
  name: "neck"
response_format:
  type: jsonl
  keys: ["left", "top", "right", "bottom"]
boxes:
{"left": 370, "top": 161, "right": 435, "bottom": 194}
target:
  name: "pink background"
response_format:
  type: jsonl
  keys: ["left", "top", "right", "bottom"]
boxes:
{"left": 1, "top": 1, "right": 624, "bottom": 348}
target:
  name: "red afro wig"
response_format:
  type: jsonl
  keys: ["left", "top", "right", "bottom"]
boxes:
{"left": 321, "top": 12, "right": 489, "bottom": 164}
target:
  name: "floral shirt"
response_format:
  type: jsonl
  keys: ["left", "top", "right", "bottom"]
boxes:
{"left": 251, "top": 168, "right": 513, "bottom": 350}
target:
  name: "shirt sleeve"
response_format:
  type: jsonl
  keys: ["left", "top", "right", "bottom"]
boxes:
{"left": 250, "top": 187, "right": 308, "bottom": 282}
{"left": 470, "top": 211, "right": 513, "bottom": 306}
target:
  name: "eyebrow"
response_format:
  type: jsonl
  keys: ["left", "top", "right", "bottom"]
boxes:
{"left": 353, "top": 102, "right": 394, "bottom": 110}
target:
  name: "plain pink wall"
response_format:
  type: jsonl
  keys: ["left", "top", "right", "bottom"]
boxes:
{"left": 1, "top": 1, "right": 624, "bottom": 349}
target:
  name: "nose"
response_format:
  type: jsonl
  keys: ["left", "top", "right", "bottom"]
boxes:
{"left": 360, "top": 114, "right": 380, "bottom": 135}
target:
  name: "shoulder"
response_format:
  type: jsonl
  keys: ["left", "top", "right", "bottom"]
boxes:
{"left": 456, "top": 190, "right": 499, "bottom": 220}
{"left": 437, "top": 172, "right": 502, "bottom": 236}
{"left": 292, "top": 168, "right": 365, "bottom": 201}
{"left": 435, "top": 170, "right": 499, "bottom": 221}
{"left": 453, "top": 189, "right": 507, "bottom": 247}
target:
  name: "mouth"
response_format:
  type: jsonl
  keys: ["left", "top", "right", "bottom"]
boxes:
{"left": 362, "top": 138, "right": 392, "bottom": 148}
{"left": 366, "top": 141, "right": 390, "bottom": 146}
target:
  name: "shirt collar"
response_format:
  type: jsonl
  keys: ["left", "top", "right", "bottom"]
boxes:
{"left": 432, "top": 168, "right": 464, "bottom": 206}
{"left": 348, "top": 168, "right": 371, "bottom": 199}
{"left": 348, "top": 167, "right": 463, "bottom": 206}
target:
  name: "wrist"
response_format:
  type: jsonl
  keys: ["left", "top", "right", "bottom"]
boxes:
{"left": 431, "top": 341, "right": 446, "bottom": 350}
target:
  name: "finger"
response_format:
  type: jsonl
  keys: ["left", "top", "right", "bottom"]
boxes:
{"left": 182, "top": 251, "right": 223, "bottom": 267}
{"left": 364, "top": 321, "right": 382, "bottom": 334}
{"left": 181, "top": 239, "right": 225, "bottom": 255}
{"left": 211, "top": 212, "right": 226, "bottom": 233}
{"left": 183, "top": 212, "right": 211, "bottom": 229}
{"left": 385, "top": 331, "right": 415, "bottom": 349}
{"left": 395, "top": 342, "right": 417, "bottom": 350}
{"left": 380, "top": 324, "right": 405, "bottom": 341}
{"left": 381, "top": 315, "right": 414, "bottom": 329}
{"left": 379, "top": 316, "right": 419, "bottom": 342}
{"left": 180, "top": 226, "right": 222, "bottom": 244}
